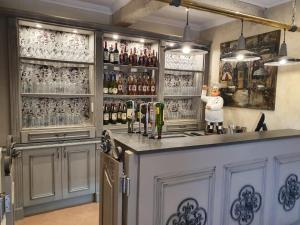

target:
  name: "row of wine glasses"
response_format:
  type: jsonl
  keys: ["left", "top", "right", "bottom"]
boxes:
{"left": 165, "top": 52, "right": 203, "bottom": 71}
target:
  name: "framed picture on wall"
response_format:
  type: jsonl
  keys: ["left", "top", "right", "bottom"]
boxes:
{"left": 219, "top": 30, "right": 281, "bottom": 110}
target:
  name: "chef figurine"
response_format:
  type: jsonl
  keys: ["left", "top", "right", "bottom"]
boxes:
{"left": 201, "top": 84, "right": 224, "bottom": 134}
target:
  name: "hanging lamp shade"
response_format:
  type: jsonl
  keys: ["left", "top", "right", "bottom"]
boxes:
{"left": 165, "top": 8, "right": 208, "bottom": 54}
{"left": 221, "top": 20, "right": 261, "bottom": 62}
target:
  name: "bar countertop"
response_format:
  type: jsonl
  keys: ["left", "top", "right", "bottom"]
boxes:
{"left": 112, "top": 129, "right": 300, "bottom": 154}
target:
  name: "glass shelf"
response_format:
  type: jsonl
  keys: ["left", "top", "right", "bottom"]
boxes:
{"left": 104, "top": 94, "right": 157, "bottom": 99}
{"left": 21, "top": 93, "right": 94, "bottom": 98}
{"left": 20, "top": 57, "right": 94, "bottom": 65}
{"left": 104, "top": 63, "right": 158, "bottom": 71}
{"left": 165, "top": 68, "right": 204, "bottom": 73}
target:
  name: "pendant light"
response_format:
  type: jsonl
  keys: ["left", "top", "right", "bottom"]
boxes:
{"left": 221, "top": 20, "right": 261, "bottom": 62}
{"left": 165, "top": 8, "right": 208, "bottom": 54}
{"left": 265, "top": 0, "right": 300, "bottom": 66}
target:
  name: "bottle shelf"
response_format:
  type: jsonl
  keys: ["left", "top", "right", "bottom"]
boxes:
{"left": 104, "top": 94, "right": 157, "bottom": 99}
{"left": 104, "top": 63, "right": 158, "bottom": 71}
{"left": 21, "top": 93, "right": 94, "bottom": 98}
{"left": 20, "top": 57, "right": 94, "bottom": 66}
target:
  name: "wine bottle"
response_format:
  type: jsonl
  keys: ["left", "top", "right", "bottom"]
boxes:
{"left": 132, "top": 74, "right": 137, "bottom": 95}
{"left": 111, "top": 73, "right": 118, "bottom": 95}
{"left": 124, "top": 46, "right": 129, "bottom": 65}
{"left": 150, "top": 72, "right": 156, "bottom": 95}
{"left": 121, "top": 103, "right": 127, "bottom": 124}
{"left": 129, "top": 48, "right": 133, "bottom": 65}
{"left": 111, "top": 103, "right": 118, "bottom": 124}
{"left": 103, "top": 103, "right": 110, "bottom": 125}
{"left": 155, "top": 102, "right": 164, "bottom": 139}
{"left": 152, "top": 50, "right": 157, "bottom": 67}
{"left": 137, "top": 73, "right": 143, "bottom": 95}
{"left": 117, "top": 103, "right": 122, "bottom": 123}
{"left": 127, "top": 73, "right": 133, "bottom": 95}
{"left": 142, "top": 73, "right": 148, "bottom": 95}
{"left": 108, "top": 72, "right": 113, "bottom": 94}
{"left": 103, "top": 72, "right": 109, "bottom": 94}
{"left": 126, "top": 100, "right": 135, "bottom": 133}
{"left": 138, "top": 50, "right": 144, "bottom": 66}
{"left": 109, "top": 45, "right": 114, "bottom": 63}
{"left": 114, "top": 43, "right": 119, "bottom": 64}
{"left": 143, "top": 49, "right": 148, "bottom": 66}
{"left": 119, "top": 48, "right": 124, "bottom": 65}
{"left": 103, "top": 41, "right": 109, "bottom": 63}
{"left": 146, "top": 73, "right": 151, "bottom": 95}
{"left": 117, "top": 72, "right": 124, "bottom": 95}
{"left": 133, "top": 47, "right": 138, "bottom": 66}
{"left": 147, "top": 51, "right": 152, "bottom": 67}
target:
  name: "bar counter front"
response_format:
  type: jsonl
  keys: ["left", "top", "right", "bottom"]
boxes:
{"left": 100, "top": 129, "right": 300, "bottom": 225}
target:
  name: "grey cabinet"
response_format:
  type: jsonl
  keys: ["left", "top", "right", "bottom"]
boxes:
{"left": 62, "top": 144, "right": 96, "bottom": 199}
{"left": 23, "top": 147, "right": 62, "bottom": 207}
{"left": 22, "top": 144, "right": 96, "bottom": 207}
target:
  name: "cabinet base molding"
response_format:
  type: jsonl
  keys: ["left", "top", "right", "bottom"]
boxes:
{"left": 21, "top": 194, "right": 95, "bottom": 218}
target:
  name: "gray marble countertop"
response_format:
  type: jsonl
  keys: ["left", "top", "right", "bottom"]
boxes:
{"left": 112, "top": 129, "right": 300, "bottom": 154}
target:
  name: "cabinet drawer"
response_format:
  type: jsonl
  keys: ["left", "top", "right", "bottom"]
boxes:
{"left": 21, "top": 127, "right": 96, "bottom": 143}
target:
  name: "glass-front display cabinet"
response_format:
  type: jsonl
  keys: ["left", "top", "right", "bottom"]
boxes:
{"left": 163, "top": 43, "right": 206, "bottom": 131}
{"left": 17, "top": 20, "right": 96, "bottom": 143}
{"left": 101, "top": 33, "right": 160, "bottom": 130}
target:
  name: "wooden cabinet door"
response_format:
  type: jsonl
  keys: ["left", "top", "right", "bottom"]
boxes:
{"left": 99, "top": 152, "right": 123, "bottom": 225}
{"left": 62, "top": 144, "right": 96, "bottom": 199}
{"left": 23, "top": 147, "right": 62, "bottom": 207}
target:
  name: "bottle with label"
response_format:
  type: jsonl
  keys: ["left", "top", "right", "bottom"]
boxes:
{"left": 152, "top": 50, "right": 157, "bottom": 67}
{"left": 111, "top": 73, "right": 118, "bottom": 95}
{"left": 108, "top": 72, "right": 113, "bottom": 94}
{"left": 138, "top": 50, "right": 144, "bottom": 66}
{"left": 147, "top": 51, "right": 152, "bottom": 67}
{"left": 142, "top": 73, "right": 148, "bottom": 95}
{"left": 117, "top": 103, "right": 123, "bottom": 123}
{"left": 143, "top": 49, "right": 148, "bottom": 66}
{"left": 133, "top": 47, "right": 138, "bottom": 66}
{"left": 129, "top": 48, "right": 133, "bottom": 65}
{"left": 132, "top": 74, "right": 137, "bottom": 95}
{"left": 121, "top": 103, "right": 127, "bottom": 124}
{"left": 117, "top": 72, "right": 124, "bottom": 95}
{"left": 123, "top": 46, "right": 129, "bottom": 65}
{"left": 109, "top": 45, "right": 114, "bottom": 63}
{"left": 127, "top": 73, "right": 133, "bottom": 95}
{"left": 103, "top": 41, "right": 109, "bottom": 63}
{"left": 103, "top": 103, "right": 110, "bottom": 125}
{"left": 137, "top": 73, "right": 143, "bottom": 95}
{"left": 103, "top": 71, "right": 109, "bottom": 94}
{"left": 126, "top": 100, "right": 135, "bottom": 133}
{"left": 114, "top": 43, "right": 119, "bottom": 64}
{"left": 146, "top": 73, "right": 151, "bottom": 94}
{"left": 155, "top": 102, "right": 164, "bottom": 139}
{"left": 150, "top": 72, "right": 156, "bottom": 95}
{"left": 110, "top": 103, "right": 118, "bottom": 124}
{"left": 119, "top": 48, "right": 124, "bottom": 65}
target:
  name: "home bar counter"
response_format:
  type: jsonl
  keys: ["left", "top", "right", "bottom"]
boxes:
{"left": 100, "top": 129, "right": 300, "bottom": 225}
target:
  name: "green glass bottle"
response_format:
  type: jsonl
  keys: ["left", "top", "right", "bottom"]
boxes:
{"left": 155, "top": 102, "right": 164, "bottom": 139}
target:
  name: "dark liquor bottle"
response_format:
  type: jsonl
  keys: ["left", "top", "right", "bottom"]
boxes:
{"left": 123, "top": 46, "right": 129, "bottom": 65}
{"left": 129, "top": 48, "right": 133, "bottom": 65}
{"left": 142, "top": 73, "right": 148, "bottom": 95}
{"left": 114, "top": 43, "right": 119, "bottom": 64}
{"left": 109, "top": 45, "right": 114, "bottom": 64}
{"left": 111, "top": 74, "right": 118, "bottom": 95}
{"left": 138, "top": 50, "right": 144, "bottom": 66}
{"left": 117, "top": 103, "right": 122, "bottom": 123}
{"left": 147, "top": 51, "right": 152, "bottom": 67}
{"left": 103, "top": 41, "right": 109, "bottom": 63}
{"left": 103, "top": 103, "right": 110, "bottom": 125}
{"left": 117, "top": 72, "right": 124, "bottom": 95}
{"left": 155, "top": 102, "right": 164, "bottom": 139}
{"left": 121, "top": 103, "right": 127, "bottom": 124}
{"left": 133, "top": 47, "right": 138, "bottom": 66}
{"left": 150, "top": 72, "right": 156, "bottom": 95}
{"left": 127, "top": 73, "right": 133, "bottom": 95}
{"left": 146, "top": 73, "right": 151, "bottom": 95}
{"left": 152, "top": 50, "right": 157, "bottom": 67}
{"left": 103, "top": 72, "right": 109, "bottom": 94}
{"left": 111, "top": 103, "right": 118, "bottom": 124}
{"left": 137, "top": 73, "right": 143, "bottom": 95}
{"left": 132, "top": 74, "right": 137, "bottom": 95}
{"left": 126, "top": 100, "right": 135, "bottom": 133}
{"left": 108, "top": 72, "right": 113, "bottom": 94}
{"left": 119, "top": 48, "right": 124, "bottom": 65}
{"left": 143, "top": 49, "right": 148, "bottom": 66}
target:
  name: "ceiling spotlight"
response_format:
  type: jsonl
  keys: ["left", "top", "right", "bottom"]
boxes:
{"left": 36, "top": 24, "right": 42, "bottom": 28}
{"left": 265, "top": 1, "right": 300, "bottom": 67}
{"left": 164, "top": 7, "right": 208, "bottom": 55}
{"left": 140, "top": 39, "right": 145, "bottom": 43}
{"left": 112, "top": 34, "right": 119, "bottom": 40}
{"left": 221, "top": 20, "right": 261, "bottom": 62}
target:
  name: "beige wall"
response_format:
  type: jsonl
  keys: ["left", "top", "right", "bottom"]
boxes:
{"left": 199, "top": 2, "right": 300, "bottom": 131}
{"left": 0, "top": 16, "right": 10, "bottom": 147}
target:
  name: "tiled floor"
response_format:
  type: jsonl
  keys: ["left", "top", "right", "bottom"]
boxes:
{"left": 16, "top": 203, "right": 99, "bottom": 225}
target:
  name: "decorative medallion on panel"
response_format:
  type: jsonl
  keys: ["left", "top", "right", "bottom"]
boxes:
{"left": 230, "top": 185, "right": 262, "bottom": 225}
{"left": 278, "top": 174, "right": 300, "bottom": 211}
{"left": 166, "top": 198, "right": 207, "bottom": 225}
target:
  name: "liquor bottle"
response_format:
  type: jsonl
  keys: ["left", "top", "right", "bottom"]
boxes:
{"left": 114, "top": 43, "right": 119, "bottom": 64}
{"left": 138, "top": 50, "right": 144, "bottom": 66}
{"left": 103, "top": 72, "right": 109, "bottom": 94}
{"left": 117, "top": 103, "right": 122, "bottom": 123}
{"left": 119, "top": 49, "right": 124, "bottom": 65}
{"left": 142, "top": 73, "right": 148, "bottom": 95}
{"left": 132, "top": 74, "right": 137, "bottom": 95}
{"left": 155, "top": 102, "right": 164, "bottom": 139}
{"left": 129, "top": 48, "right": 133, "bottom": 65}
{"left": 111, "top": 73, "right": 118, "bottom": 95}
{"left": 133, "top": 47, "right": 138, "bottom": 66}
{"left": 137, "top": 73, "right": 143, "bottom": 95}
{"left": 150, "top": 72, "right": 156, "bottom": 95}
{"left": 121, "top": 103, "right": 127, "bottom": 124}
{"left": 103, "top": 103, "right": 110, "bottom": 125}
{"left": 154, "top": 52, "right": 158, "bottom": 67}
{"left": 146, "top": 73, "right": 151, "bottom": 95}
{"left": 127, "top": 73, "right": 133, "bottom": 95}
{"left": 152, "top": 50, "right": 157, "bottom": 67}
{"left": 111, "top": 103, "right": 118, "bottom": 124}
{"left": 108, "top": 72, "right": 113, "bottom": 94}
{"left": 117, "top": 72, "right": 124, "bottom": 95}
{"left": 143, "top": 49, "right": 148, "bottom": 66}
{"left": 103, "top": 41, "right": 109, "bottom": 63}
{"left": 123, "top": 46, "right": 129, "bottom": 65}
{"left": 126, "top": 100, "right": 135, "bottom": 133}
{"left": 109, "top": 45, "right": 114, "bottom": 63}
{"left": 147, "top": 51, "right": 152, "bottom": 67}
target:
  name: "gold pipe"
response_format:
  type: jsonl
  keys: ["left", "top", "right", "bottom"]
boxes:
{"left": 156, "top": 0, "right": 300, "bottom": 32}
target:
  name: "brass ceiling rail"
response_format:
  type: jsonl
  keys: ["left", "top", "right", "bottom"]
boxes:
{"left": 156, "top": 0, "right": 300, "bottom": 32}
